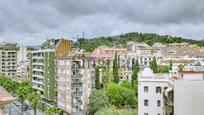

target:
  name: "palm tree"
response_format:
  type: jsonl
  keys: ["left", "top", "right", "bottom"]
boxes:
{"left": 28, "top": 92, "right": 40, "bottom": 115}
{"left": 16, "top": 85, "right": 30, "bottom": 114}
{"left": 45, "top": 107, "right": 61, "bottom": 115}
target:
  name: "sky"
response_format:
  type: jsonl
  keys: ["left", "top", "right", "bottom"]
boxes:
{"left": 0, "top": 0, "right": 204, "bottom": 45}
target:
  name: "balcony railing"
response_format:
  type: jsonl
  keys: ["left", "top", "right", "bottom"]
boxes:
{"left": 73, "top": 92, "right": 83, "bottom": 97}
{"left": 72, "top": 74, "right": 82, "bottom": 79}
{"left": 72, "top": 83, "right": 82, "bottom": 88}
{"left": 73, "top": 100, "right": 83, "bottom": 106}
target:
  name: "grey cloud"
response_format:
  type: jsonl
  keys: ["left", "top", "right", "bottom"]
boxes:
{"left": 0, "top": 0, "right": 204, "bottom": 45}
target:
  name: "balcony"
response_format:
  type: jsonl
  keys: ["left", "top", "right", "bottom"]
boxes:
{"left": 33, "top": 74, "right": 44, "bottom": 79}
{"left": 73, "top": 92, "right": 83, "bottom": 97}
{"left": 73, "top": 79, "right": 82, "bottom": 83}
{"left": 33, "top": 68, "right": 44, "bottom": 72}
{"left": 72, "top": 64, "right": 81, "bottom": 69}
{"left": 73, "top": 100, "right": 83, "bottom": 107}
{"left": 33, "top": 56, "right": 44, "bottom": 60}
{"left": 32, "top": 80, "right": 44, "bottom": 85}
{"left": 72, "top": 83, "right": 82, "bottom": 88}
{"left": 72, "top": 74, "right": 82, "bottom": 79}
{"left": 32, "top": 62, "right": 44, "bottom": 66}
{"left": 32, "top": 85, "right": 44, "bottom": 91}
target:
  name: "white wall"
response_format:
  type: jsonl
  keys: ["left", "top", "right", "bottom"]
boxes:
{"left": 17, "top": 45, "right": 27, "bottom": 64}
{"left": 138, "top": 81, "right": 169, "bottom": 115}
{"left": 182, "top": 73, "right": 204, "bottom": 80}
{"left": 174, "top": 80, "right": 204, "bottom": 115}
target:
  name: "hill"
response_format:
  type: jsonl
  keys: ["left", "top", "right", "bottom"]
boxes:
{"left": 73, "top": 32, "right": 204, "bottom": 52}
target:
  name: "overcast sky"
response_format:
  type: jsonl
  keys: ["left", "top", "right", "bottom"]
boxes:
{"left": 0, "top": 0, "right": 204, "bottom": 45}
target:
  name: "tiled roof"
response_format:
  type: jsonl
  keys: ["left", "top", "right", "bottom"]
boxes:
{"left": 0, "top": 86, "right": 16, "bottom": 107}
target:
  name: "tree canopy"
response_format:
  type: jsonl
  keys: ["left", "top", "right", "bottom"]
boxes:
{"left": 106, "top": 83, "right": 136, "bottom": 108}
{"left": 88, "top": 90, "right": 109, "bottom": 115}
{"left": 74, "top": 32, "right": 204, "bottom": 52}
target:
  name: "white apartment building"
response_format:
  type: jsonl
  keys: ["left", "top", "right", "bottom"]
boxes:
{"left": 139, "top": 67, "right": 204, "bottom": 115}
{"left": 56, "top": 53, "right": 95, "bottom": 115}
{"left": 0, "top": 43, "right": 27, "bottom": 78}
{"left": 138, "top": 68, "right": 173, "bottom": 115}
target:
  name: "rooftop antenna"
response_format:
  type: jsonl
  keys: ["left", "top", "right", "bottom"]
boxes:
{"left": 82, "top": 28, "right": 85, "bottom": 39}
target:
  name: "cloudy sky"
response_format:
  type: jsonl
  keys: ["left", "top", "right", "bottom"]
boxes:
{"left": 0, "top": 0, "right": 204, "bottom": 45}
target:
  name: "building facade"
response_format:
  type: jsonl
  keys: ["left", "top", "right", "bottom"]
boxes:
{"left": 56, "top": 53, "right": 95, "bottom": 115}
{"left": 0, "top": 42, "right": 27, "bottom": 78}
{"left": 30, "top": 38, "right": 72, "bottom": 106}
{"left": 138, "top": 68, "right": 173, "bottom": 115}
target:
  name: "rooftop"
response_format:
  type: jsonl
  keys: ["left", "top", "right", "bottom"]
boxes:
{"left": 0, "top": 86, "right": 16, "bottom": 107}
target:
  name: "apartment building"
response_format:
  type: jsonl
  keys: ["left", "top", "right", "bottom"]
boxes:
{"left": 139, "top": 66, "right": 204, "bottom": 115}
{"left": 92, "top": 46, "right": 127, "bottom": 66}
{"left": 0, "top": 42, "right": 27, "bottom": 78}
{"left": 56, "top": 52, "right": 94, "bottom": 115}
{"left": 126, "top": 42, "right": 204, "bottom": 71}
{"left": 30, "top": 38, "right": 72, "bottom": 106}
{"left": 138, "top": 68, "right": 174, "bottom": 115}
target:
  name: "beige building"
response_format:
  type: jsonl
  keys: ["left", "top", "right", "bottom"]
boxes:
{"left": 0, "top": 42, "right": 27, "bottom": 78}
{"left": 56, "top": 52, "right": 95, "bottom": 115}
{"left": 30, "top": 38, "right": 72, "bottom": 106}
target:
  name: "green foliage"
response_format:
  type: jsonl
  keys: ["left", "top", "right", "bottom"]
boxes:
{"left": 157, "top": 66, "right": 170, "bottom": 73}
{"left": 45, "top": 107, "right": 61, "bottom": 115}
{"left": 0, "top": 75, "right": 42, "bottom": 114}
{"left": 132, "top": 80, "right": 138, "bottom": 96}
{"left": 94, "top": 106, "right": 137, "bottom": 115}
{"left": 178, "top": 64, "right": 184, "bottom": 71}
{"left": 106, "top": 83, "right": 136, "bottom": 108}
{"left": 88, "top": 90, "right": 109, "bottom": 115}
{"left": 169, "top": 60, "right": 173, "bottom": 71}
{"left": 28, "top": 92, "right": 41, "bottom": 115}
{"left": 113, "top": 52, "right": 119, "bottom": 83}
{"left": 120, "top": 80, "right": 132, "bottom": 89}
{"left": 150, "top": 57, "right": 158, "bottom": 73}
{"left": 131, "top": 59, "right": 140, "bottom": 86}
{"left": 102, "top": 68, "right": 113, "bottom": 89}
{"left": 74, "top": 32, "right": 204, "bottom": 52}
{"left": 95, "top": 66, "right": 101, "bottom": 90}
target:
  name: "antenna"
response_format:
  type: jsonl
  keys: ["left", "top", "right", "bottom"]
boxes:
{"left": 82, "top": 28, "right": 85, "bottom": 39}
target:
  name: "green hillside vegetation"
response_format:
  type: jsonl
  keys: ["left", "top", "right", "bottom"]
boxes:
{"left": 74, "top": 32, "right": 204, "bottom": 52}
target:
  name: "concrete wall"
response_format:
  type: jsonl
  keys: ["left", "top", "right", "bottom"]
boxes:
{"left": 138, "top": 81, "right": 169, "bottom": 115}
{"left": 182, "top": 73, "right": 204, "bottom": 80}
{"left": 174, "top": 80, "right": 204, "bottom": 115}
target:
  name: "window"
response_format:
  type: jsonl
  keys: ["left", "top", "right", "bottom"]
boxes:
{"left": 126, "top": 75, "right": 129, "bottom": 80}
{"left": 156, "top": 87, "right": 162, "bottom": 93}
{"left": 144, "top": 86, "right": 148, "bottom": 92}
{"left": 144, "top": 100, "right": 149, "bottom": 106}
{"left": 157, "top": 100, "right": 161, "bottom": 107}
{"left": 144, "top": 113, "right": 148, "bottom": 115}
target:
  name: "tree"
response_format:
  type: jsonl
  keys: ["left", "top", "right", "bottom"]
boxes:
{"left": 113, "top": 52, "right": 119, "bottom": 83}
{"left": 178, "top": 64, "right": 184, "bottom": 71}
{"left": 95, "top": 66, "right": 101, "bottom": 90}
{"left": 28, "top": 92, "right": 40, "bottom": 115}
{"left": 16, "top": 85, "right": 30, "bottom": 114}
{"left": 95, "top": 106, "right": 137, "bottom": 115}
{"left": 102, "top": 68, "right": 113, "bottom": 89}
{"left": 150, "top": 57, "right": 158, "bottom": 73}
{"left": 131, "top": 59, "right": 140, "bottom": 86}
{"left": 169, "top": 60, "right": 173, "bottom": 71}
{"left": 45, "top": 107, "right": 61, "bottom": 115}
{"left": 157, "top": 66, "right": 169, "bottom": 73}
{"left": 88, "top": 90, "right": 109, "bottom": 115}
{"left": 120, "top": 80, "right": 131, "bottom": 89}
{"left": 106, "top": 83, "right": 136, "bottom": 107}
